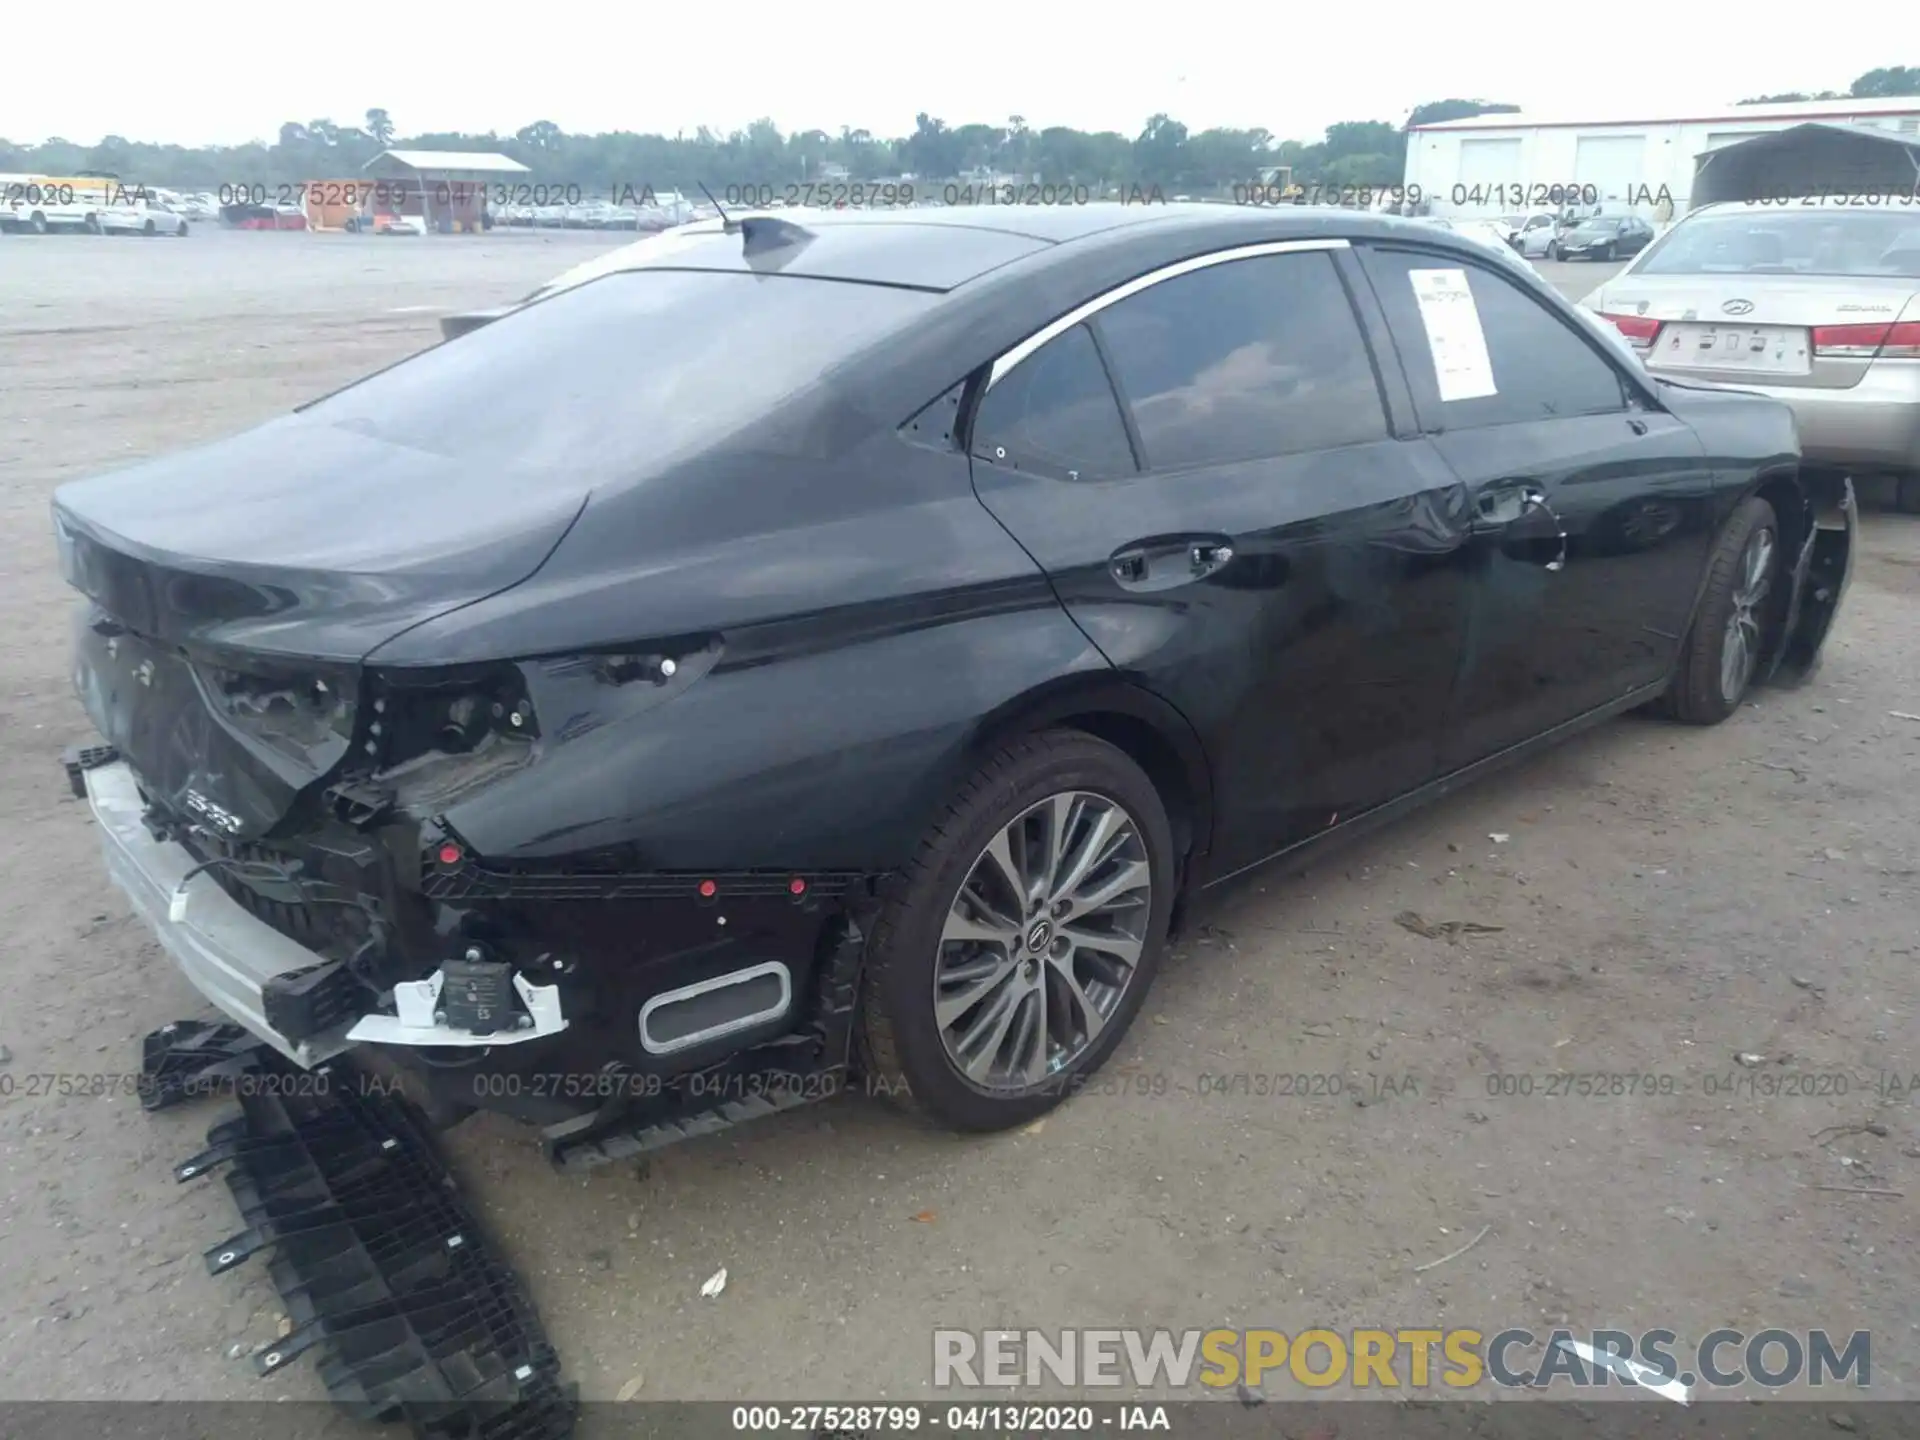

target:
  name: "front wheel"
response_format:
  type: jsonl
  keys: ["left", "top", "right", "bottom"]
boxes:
{"left": 1659, "top": 495, "right": 1781, "bottom": 724}
{"left": 1547, "top": 241, "right": 1561, "bottom": 261}
{"left": 1601, "top": 241, "right": 1616, "bottom": 262}
{"left": 858, "top": 730, "right": 1175, "bottom": 1131}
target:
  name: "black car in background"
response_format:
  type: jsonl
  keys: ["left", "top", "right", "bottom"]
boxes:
{"left": 1555, "top": 212, "right": 1657, "bottom": 261}
{"left": 53, "top": 206, "right": 1855, "bottom": 1159}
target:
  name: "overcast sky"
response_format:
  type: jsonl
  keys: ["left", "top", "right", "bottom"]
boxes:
{"left": 3, "top": 1, "right": 1911, "bottom": 148}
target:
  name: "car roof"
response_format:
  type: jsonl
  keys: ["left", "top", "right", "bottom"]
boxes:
{"left": 538, "top": 203, "right": 1504, "bottom": 296}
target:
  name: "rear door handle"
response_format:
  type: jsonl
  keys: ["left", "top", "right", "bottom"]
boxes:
{"left": 1109, "top": 535, "right": 1236, "bottom": 592}
{"left": 1472, "top": 483, "right": 1548, "bottom": 532}
{"left": 1189, "top": 542, "right": 1234, "bottom": 576}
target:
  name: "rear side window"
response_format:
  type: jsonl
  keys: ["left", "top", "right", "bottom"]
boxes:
{"left": 971, "top": 323, "right": 1137, "bottom": 481}
{"left": 300, "top": 269, "right": 939, "bottom": 479}
{"left": 1360, "top": 247, "right": 1628, "bottom": 430}
{"left": 1092, "top": 251, "right": 1387, "bottom": 471}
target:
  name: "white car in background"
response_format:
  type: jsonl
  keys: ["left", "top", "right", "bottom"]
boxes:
{"left": 1415, "top": 215, "right": 1529, "bottom": 263}
{"left": 1503, "top": 211, "right": 1562, "bottom": 258}
{"left": 98, "top": 198, "right": 190, "bottom": 236}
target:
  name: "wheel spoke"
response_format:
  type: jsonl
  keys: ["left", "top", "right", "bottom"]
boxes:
{"left": 1051, "top": 803, "right": 1125, "bottom": 904}
{"left": 1062, "top": 858, "right": 1152, "bottom": 920}
{"left": 1036, "top": 794, "right": 1078, "bottom": 899}
{"left": 1046, "top": 952, "right": 1105, "bottom": 1049}
{"left": 940, "top": 909, "right": 1020, "bottom": 950}
{"left": 935, "top": 951, "right": 1021, "bottom": 1029}
{"left": 1059, "top": 926, "right": 1143, "bottom": 971}
{"left": 975, "top": 827, "right": 1028, "bottom": 917}
{"left": 955, "top": 983, "right": 1026, "bottom": 1082}
{"left": 1011, "top": 985, "right": 1050, "bottom": 1085}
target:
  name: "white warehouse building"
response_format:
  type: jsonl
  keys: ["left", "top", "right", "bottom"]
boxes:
{"left": 1404, "top": 95, "right": 1920, "bottom": 217}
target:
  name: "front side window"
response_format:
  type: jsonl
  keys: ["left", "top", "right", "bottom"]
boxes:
{"left": 1361, "top": 247, "right": 1630, "bottom": 429}
{"left": 1091, "top": 250, "right": 1388, "bottom": 471}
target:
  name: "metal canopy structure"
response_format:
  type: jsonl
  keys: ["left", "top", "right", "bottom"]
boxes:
{"left": 1691, "top": 123, "right": 1920, "bottom": 210}
{"left": 363, "top": 149, "right": 531, "bottom": 180}
{"left": 358, "top": 149, "right": 531, "bottom": 233}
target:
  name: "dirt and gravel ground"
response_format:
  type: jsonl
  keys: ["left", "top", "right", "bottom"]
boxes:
{"left": 1, "top": 228, "right": 1916, "bottom": 1411}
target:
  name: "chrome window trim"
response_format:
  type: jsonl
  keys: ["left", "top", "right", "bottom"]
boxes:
{"left": 985, "top": 237, "right": 1353, "bottom": 390}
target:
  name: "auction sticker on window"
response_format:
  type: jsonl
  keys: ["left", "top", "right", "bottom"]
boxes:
{"left": 1408, "top": 268, "right": 1497, "bottom": 402}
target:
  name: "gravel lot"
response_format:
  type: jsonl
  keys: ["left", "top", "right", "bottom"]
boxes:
{"left": 2, "top": 227, "right": 1917, "bottom": 1409}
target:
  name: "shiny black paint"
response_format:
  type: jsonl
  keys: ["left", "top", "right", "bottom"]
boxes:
{"left": 55, "top": 205, "right": 1843, "bottom": 1119}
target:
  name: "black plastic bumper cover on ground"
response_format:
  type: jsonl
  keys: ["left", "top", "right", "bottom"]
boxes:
{"left": 170, "top": 1043, "right": 577, "bottom": 1440}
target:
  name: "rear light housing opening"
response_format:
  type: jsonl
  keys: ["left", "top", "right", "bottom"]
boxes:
{"left": 1811, "top": 321, "right": 1920, "bottom": 360}
{"left": 1601, "top": 313, "right": 1663, "bottom": 351}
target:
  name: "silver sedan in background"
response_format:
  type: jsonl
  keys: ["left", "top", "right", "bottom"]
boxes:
{"left": 1580, "top": 199, "right": 1920, "bottom": 480}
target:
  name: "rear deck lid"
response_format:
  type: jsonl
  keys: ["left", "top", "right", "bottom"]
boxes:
{"left": 1589, "top": 205, "right": 1920, "bottom": 388}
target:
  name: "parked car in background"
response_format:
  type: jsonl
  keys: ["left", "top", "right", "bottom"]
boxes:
{"left": 1416, "top": 216, "right": 1530, "bottom": 264}
{"left": 1581, "top": 198, "right": 1920, "bottom": 484}
{"left": 98, "top": 198, "right": 190, "bottom": 236}
{"left": 1501, "top": 211, "right": 1560, "bottom": 255}
{"left": 1512, "top": 212, "right": 1563, "bottom": 258}
{"left": 55, "top": 207, "right": 1852, "bottom": 1161}
{"left": 1555, "top": 213, "right": 1656, "bottom": 262}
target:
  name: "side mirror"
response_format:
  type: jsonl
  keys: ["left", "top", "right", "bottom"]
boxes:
{"left": 439, "top": 306, "right": 514, "bottom": 341}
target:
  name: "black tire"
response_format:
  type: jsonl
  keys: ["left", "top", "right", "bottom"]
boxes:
{"left": 1601, "top": 241, "right": 1616, "bottom": 262}
{"left": 143, "top": 219, "right": 156, "bottom": 236}
{"left": 1659, "top": 495, "right": 1781, "bottom": 724}
{"left": 1899, "top": 476, "right": 1920, "bottom": 514}
{"left": 857, "top": 729, "right": 1175, "bottom": 1131}
{"left": 30, "top": 211, "right": 48, "bottom": 234}
{"left": 1548, "top": 241, "right": 1561, "bottom": 261}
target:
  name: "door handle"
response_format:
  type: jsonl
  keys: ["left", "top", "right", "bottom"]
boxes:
{"left": 1472, "top": 484, "right": 1547, "bottom": 532}
{"left": 1472, "top": 484, "right": 1568, "bottom": 572}
{"left": 1109, "top": 535, "right": 1236, "bottom": 592}
{"left": 1189, "top": 542, "right": 1234, "bottom": 576}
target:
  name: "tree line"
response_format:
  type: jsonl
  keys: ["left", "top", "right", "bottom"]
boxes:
{"left": 0, "top": 101, "right": 1512, "bottom": 194}
{"left": 1740, "top": 66, "right": 1920, "bottom": 104}
{"left": 2, "top": 68, "right": 1910, "bottom": 194}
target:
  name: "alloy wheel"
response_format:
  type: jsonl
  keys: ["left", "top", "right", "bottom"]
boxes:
{"left": 1720, "top": 526, "right": 1775, "bottom": 703}
{"left": 933, "top": 791, "right": 1152, "bottom": 1091}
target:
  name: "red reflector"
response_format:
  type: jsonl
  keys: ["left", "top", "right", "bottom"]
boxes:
{"left": 1814, "top": 320, "right": 1920, "bottom": 357}
{"left": 437, "top": 842, "right": 462, "bottom": 865}
{"left": 789, "top": 876, "right": 807, "bottom": 895}
{"left": 1603, "top": 313, "right": 1662, "bottom": 343}
{"left": 698, "top": 879, "right": 718, "bottom": 898}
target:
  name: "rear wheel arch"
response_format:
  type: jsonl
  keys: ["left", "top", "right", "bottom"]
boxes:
{"left": 916, "top": 677, "right": 1214, "bottom": 905}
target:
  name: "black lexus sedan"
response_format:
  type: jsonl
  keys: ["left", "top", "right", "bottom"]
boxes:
{"left": 54, "top": 204, "right": 1855, "bottom": 1164}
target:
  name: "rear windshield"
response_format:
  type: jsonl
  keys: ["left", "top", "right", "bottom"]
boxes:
{"left": 299, "top": 269, "right": 938, "bottom": 478}
{"left": 1635, "top": 207, "right": 1920, "bottom": 278}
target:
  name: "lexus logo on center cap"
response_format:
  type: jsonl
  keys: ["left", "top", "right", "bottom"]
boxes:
{"left": 1722, "top": 299, "right": 1755, "bottom": 316}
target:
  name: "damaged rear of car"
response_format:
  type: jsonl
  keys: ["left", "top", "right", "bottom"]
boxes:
{"left": 55, "top": 232, "right": 1046, "bottom": 1164}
